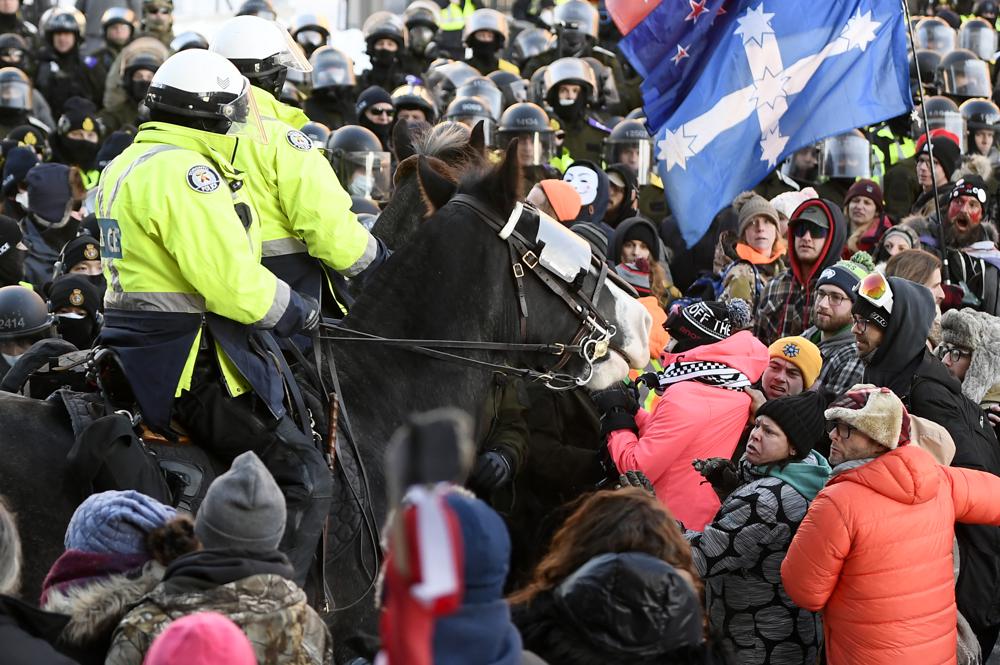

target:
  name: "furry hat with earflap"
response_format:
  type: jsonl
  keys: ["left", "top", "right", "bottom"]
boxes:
{"left": 940, "top": 307, "right": 1000, "bottom": 405}
{"left": 824, "top": 384, "right": 907, "bottom": 450}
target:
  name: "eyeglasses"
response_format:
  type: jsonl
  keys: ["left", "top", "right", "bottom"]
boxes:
{"left": 828, "top": 421, "right": 856, "bottom": 439}
{"left": 851, "top": 314, "right": 870, "bottom": 333}
{"left": 935, "top": 343, "right": 973, "bottom": 363}
{"left": 856, "top": 272, "right": 894, "bottom": 313}
{"left": 793, "top": 222, "right": 828, "bottom": 239}
{"left": 816, "top": 288, "right": 850, "bottom": 307}
{"left": 367, "top": 107, "right": 394, "bottom": 117}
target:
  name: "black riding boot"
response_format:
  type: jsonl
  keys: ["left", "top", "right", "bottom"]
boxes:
{"left": 173, "top": 366, "right": 332, "bottom": 587}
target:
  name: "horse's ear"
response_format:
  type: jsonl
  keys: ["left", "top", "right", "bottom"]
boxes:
{"left": 497, "top": 136, "right": 523, "bottom": 205}
{"left": 393, "top": 121, "right": 416, "bottom": 162}
{"left": 417, "top": 155, "right": 457, "bottom": 214}
{"left": 470, "top": 120, "right": 486, "bottom": 155}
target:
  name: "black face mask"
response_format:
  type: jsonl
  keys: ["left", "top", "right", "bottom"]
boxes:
{"left": 59, "top": 136, "right": 100, "bottom": 168}
{"left": 553, "top": 95, "right": 586, "bottom": 123}
{"left": 360, "top": 115, "right": 392, "bottom": 147}
{"left": 84, "top": 273, "right": 107, "bottom": 301}
{"left": 470, "top": 38, "right": 499, "bottom": 59}
{"left": 56, "top": 314, "right": 97, "bottom": 350}
{"left": 0, "top": 247, "right": 25, "bottom": 286}
{"left": 370, "top": 49, "right": 396, "bottom": 68}
{"left": 127, "top": 78, "right": 151, "bottom": 103}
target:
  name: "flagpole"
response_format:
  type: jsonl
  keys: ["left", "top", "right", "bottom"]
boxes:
{"left": 900, "top": 0, "right": 951, "bottom": 286}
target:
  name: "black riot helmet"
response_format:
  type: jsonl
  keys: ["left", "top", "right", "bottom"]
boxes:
{"left": 511, "top": 28, "right": 555, "bottom": 69}
{"left": 960, "top": 97, "right": 1000, "bottom": 155}
{"left": 310, "top": 46, "right": 356, "bottom": 92}
{"left": 454, "top": 76, "right": 502, "bottom": 120}
{"left": 487, "top": 70, "right": 528, "bottom": 111}
{"left": 911, "top": 48, "right": 943, "bottom": 97}
{"left": 937, "top": 48, "right": 992, "bottom": 102}
{"left": 497, "top": 102, "right": 554, "bottom": 165}
{"left": 0, "top": 286, "right": 55, "bottom": 340}
{"left": 604, "top": 119, "right": 654, "bottom": 185}
{"left": 39, "top": 7, "right": 86, "bottom": 49}
{"left": 0, "top": 33, "right": 29, "bottom": 71}
{"left": 554, "top": 0, "right": 599, "bottom": 56}
{"left": 363, "top": 11, "right": 406, "bottom": 52}
{"left": 301, "top": 121, "right": 330, "bottom": 146}
{"left": 236, "top": 0, "right": 277, "bottom": 20}
{"left": 290, "top": 13, "right": 332, "bottom": 58}
{"left": 914, "top": 95, "right": 965, "bottom": 150}
{"left": 958, "top": 17, "right": 997, "bottom": 62}
{"left": 404, "top": 0, "right": 439, "bottom": 56}
{"left": 101, "top": 7, "right": 137, "bottom": 39}
{"left": 974, "top": 0, "right": 999, "bottom": 24}
{"left": 391, "top": 81, "right": 437, "bottom": 123}
{"left": 543, "top": 56, "right": 598, "bottom": 108}
{"left": 325, "top": 125, "right": 392, "bottom": 201}
{"left": 169, "top": 31, "right": 208, "bottom": 52}
{"left": 0, "top": 67, "right": 32, "bottom": 112}
{"left": 463, "top": 8, "right": 509, "bottom": 48}
{"left": 445, "top": 95, "right": 495, "bottom": 145}
{"left": 916, "top": 16, "right": 957, "bottom": 55}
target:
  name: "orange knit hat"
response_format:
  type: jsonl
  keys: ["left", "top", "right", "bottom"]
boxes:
{"left": 539, "top": 179, "right": 582, "bottom": 223}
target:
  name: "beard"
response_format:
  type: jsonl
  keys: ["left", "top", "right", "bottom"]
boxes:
{"left": 813, "top": 308, "right": 852, "bottom": 333}
{"left": 945, "top": 217, "right": 988, "bottom": 248}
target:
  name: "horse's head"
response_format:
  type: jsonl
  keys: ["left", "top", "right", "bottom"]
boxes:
{"left": 416, "top": 140, "right": 652, "bottom": 389}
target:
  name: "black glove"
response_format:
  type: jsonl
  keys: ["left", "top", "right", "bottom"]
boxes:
{"left": 616, "top": 470, "right": 655, "bottom": 496}
{"left": 590, "top": 384, "right": 639, "bottom": 437}
{"left": 692, "top": 457, "right": 740, "bottom": 502}
{"left": 468, "top": 450, "right": 513, "bottom": 493}
{"left": 300, "top": 294, "right": 322, "bottom": 333}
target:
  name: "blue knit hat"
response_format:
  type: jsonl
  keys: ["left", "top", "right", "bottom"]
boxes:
{"left": 1, "top": 146, "right": 37, "bottom": 196}
{"left": 26, "top": 163, "right": 72, "bottom": 226}
{"left": 443, "top": 490, "right": 510, "bottom": 604}
{"left": 64, "top": 490, "right": 176, "bottom": 556}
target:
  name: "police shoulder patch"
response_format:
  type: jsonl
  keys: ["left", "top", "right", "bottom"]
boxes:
{"left": 286, "top": 129, "right": 313, "bottom": 151}
{"left": 186, "top": 165, "right": 222, "bottom": 193}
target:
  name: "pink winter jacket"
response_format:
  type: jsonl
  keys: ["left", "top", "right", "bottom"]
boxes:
{"left": 607, "top": 331, "right": 769, "bottom": 529}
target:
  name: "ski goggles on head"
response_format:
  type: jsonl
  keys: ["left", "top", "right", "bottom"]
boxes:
{"left": 855, "top": 271, "right": 894, "bottom": 313}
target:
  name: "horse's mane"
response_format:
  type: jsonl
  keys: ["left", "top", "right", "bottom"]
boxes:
{"left": 393, "top": 122, "right": 487, "bottom": 185}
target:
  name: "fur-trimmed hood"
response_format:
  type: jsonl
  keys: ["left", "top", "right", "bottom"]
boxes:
{"left": 41, "top": 561, "right": 164, "bottom": 646}
{"left": 902, "top": 212, "right": 1000, "bottom": 249}
{"left": 940, "top": 307, "right": 1000, "bottom": 405}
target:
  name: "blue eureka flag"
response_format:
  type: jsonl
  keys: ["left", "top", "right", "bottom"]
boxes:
{"left": 641, "top": 0, "right": 911, "bottom": 247}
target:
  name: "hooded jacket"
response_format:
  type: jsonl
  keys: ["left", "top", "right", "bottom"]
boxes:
{"left": 782, "top": 445, "right": 1000, "bottom": 665}
{"left": 687, "top": 453, "right": 831, "bottom": 665}
{"left": 607, "top": 330, "right": 770, "bottom": 530}
{"left": 754, "top": 199, "right": 847, "bottom": 345}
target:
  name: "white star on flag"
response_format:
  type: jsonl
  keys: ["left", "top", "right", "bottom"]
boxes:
{"left": 841, "top": 9, "right": 881, "bottom": 51}
{"left": 759, "top": 125, "right": 789, "bottom": 167}
{"left": 672, "top": 44, "right": 691, "bottom": 65}
{"left": 734, "top": 4, "right": 775, "bottom": 47}
{"left": 658, "top": 127, "right": 697, "bottom": 170}
{"left": 749, "top": 66, "right": 791, "bottom": 110}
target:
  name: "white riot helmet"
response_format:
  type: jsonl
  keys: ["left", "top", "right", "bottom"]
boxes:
{"left": 209, "top": 15, "right": 312, "bottom": 98}
{"left": 145, "top": 50, "right": 260, "bottom": 138}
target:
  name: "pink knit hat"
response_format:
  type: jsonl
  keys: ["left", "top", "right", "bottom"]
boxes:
{"left": 145, "top": 613, "right": 256, "bottom": 665}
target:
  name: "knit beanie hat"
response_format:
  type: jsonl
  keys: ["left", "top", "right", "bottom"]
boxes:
{"left": 920, "top": 135, "right": 960, "bottom": 180}
{"left": 733, "top": 190, "right": 779, "bottom": 239}
{"left": 611, "top": 216, "right": 660, "bottom": 264}
{"left": 816, "top": 251, "right": 874, "bottom": 303}
{"left": 665, "top": 299, "right": 752, "bottom": 353}
{"left": 355, "top": 85, "right": 394, "bottom": 117}
{"left": 767, "top": 336, "right": 823, "bottom": 389}
{"left": 570, "top": 221, "right": 608, "bottom": 261}
{"left": 25, "top": 163, "right": 72, "bottom": 226}
{"left": 4, "top": 125, "right": 49, "bottom": 158}
{"left": 756, "top": 390, "right": 827, "bottom": 459}
{"left": 878, "top": 225, "right": 918, "bottom": 252}
{"left": 0, "top": 215, "right": 22, "bottom": 259}
{"left": 48, "top": 274, "right": 101, "bottom": 320}
{"left": 58, "top": 235, "right": 101, "bottom": 274}
{"left": 145, "top": 612, "right": 257, "bottom": 665}
{"left": 57, "top": 97, "right": 101, "bottom": 136}
{"left": 1, "top": 145, "right": 37, "bottom": 196}
{"left": 442, "top": 490, "right": 510, "bottom": 603}
{"left": 843, "top": 179, "right": 884, "bottom": 214}
{"left": 770, "top": 187, "right": 818, "bottom": 220}
{"left": 949, "top": 175, "right": 988, "bottom": 205}
{"left": 538, "top": 179, "right": 581, "bottom": 223}
{"left": 824, "top": 384, "right": 908, "bottom": 450}
{"left": 195, "top": 451, "right": 286, "bottom": 552}
{"left": 96, "top": 130, "right": 134, "bottom": 171}
{"left": 64, "top": 490, "right": 176, "bottom": 556}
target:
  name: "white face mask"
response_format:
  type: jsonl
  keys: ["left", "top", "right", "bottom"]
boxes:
{"left": 558, "top": 97, "right": 577, "bottom": 106}
{"left": 14, "top": 190, "right": 28, "bottom": 209}
{"left": 564, "top": 167, "right": 598, "bottom": 205}
{"left": 57, "top": 312, "right": 86, "bottom": 320}
{"left": 349, "top": 174, "right": 373, "bottom": 198}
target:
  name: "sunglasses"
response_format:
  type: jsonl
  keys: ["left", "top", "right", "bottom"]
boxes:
{"left": 828, "top": 421, "right": 856, "bottom": 439}
{"left": 792, "top": 222, "right": 828, "bottom": 239}
{"left": 856, "top": 272, "right": 894, "bottom": 313}
{"left": 367, "top": 107, "right": 395, "bottom": 117}
{"left": 935, "top": 343, "right": 972, "bottom": 363}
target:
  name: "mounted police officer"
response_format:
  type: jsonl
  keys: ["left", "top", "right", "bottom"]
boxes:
{"left": 94, "top": 49, "right": 329, "bottom": 586}
{"left": 210, "top": 16, "right": 383, "bottom": 316}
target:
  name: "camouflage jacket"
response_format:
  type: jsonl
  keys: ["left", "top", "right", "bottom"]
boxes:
{"left": 105, "top": 571, "right": 332, "bottom": 665}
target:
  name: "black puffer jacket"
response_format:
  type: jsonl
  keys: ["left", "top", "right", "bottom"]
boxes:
{"left": 512, "top": 552, "right": 725, "bottom": 665}
{"left": 0, "top": 595, "right": 79, "bottom": 665}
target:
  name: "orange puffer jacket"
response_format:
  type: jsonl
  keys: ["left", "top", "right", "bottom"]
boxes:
{"left": 781, "top": 445, "right": 1000, "bottom": 665}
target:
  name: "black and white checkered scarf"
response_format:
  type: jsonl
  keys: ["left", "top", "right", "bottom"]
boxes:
{"left": 641, "top": 360, "right": 751, "bottom": 393}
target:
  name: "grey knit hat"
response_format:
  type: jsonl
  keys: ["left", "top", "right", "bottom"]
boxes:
{"left": 940, "top": 308, "right": 1000, "bottom": 404}
{"left": 733, "top": 190, "right": 780, "bottom": 239}
{"left": 195, "top": 452, "right": 286, "bottom": 552}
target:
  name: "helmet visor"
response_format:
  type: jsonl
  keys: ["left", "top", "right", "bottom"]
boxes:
{"left": 313, "top": 64, "right": 353, "bottom": 88}
{"left": 500, "top": 131, "right": 553, "bottom": 166}
{"left": 918, "top": 109, "right": 967, "bottom": 152}
{"left": 276, "top": 27, "right": 313, "bottom": 73}
{"left": 341, "top": 151, "right": 391, "bottom": 201}
{"left": 224, "top": 80, "right": 269, "bottom": 145}
{"left": 0, "top": 78, "right": 30, "bottom": 110}
{"left": 917, "top": 23, "right": 957, "bottom": 54}
{"left": 604, "top": 139, "right": 653, "bottom": 185}
{"left": 959, "top": 27, "right": 998, "bottom": 61}
{"left": 941, "top": 59, "right": 992, "bottom": 98}
{"left": 819, "top": 134, "right": 871, "bottom": 180}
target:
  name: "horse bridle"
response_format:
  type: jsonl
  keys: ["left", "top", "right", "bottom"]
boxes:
{"left": 319, "top": 193, "right": 633, "bottom": 390}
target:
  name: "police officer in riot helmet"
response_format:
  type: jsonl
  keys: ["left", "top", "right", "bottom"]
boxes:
{"left": 912, "top": 49, "right": 943, "bottom": 100}
{"left": 487, "top": 70, "right": 528, "bottom": 112}
{"left": 91, "top": 8, "right": 136, "bottom": 74}
{"left": 497, "top": 101, "right": 560, "bottom": 194}
{"left": 974, "top": 0, "right": 999, "bottom": 27}
{"left": 359, "top": 11, "right": 409, "bottom": 92}
{"left": 544, "top": 57, "right": 610, "bottom": 163}
{"left": 510, "top": 28, "right": 555, "bottom": 72}
{"left": 289, "top": 12, "right": 330, "bottom": 59}
{"left": 169, "top": 31, "right": 208, "bottom": 52}
{"left": 0, "top": 0, "right": 37, "bottom": 47}
{"left": 937, "top": 48, "right": 993, "bottom": 104}
{"left": 300, "top": 121, "right": 330, "bottom": 147}
{"left": 391, "top": 80, "right": 437, "bottom": 125}
{"left": 523, "top": 0, "right": 599, "bottom": 76}
{"left": 455, "top": 76, "right": 502, "bottom": 120}
{"left": 961, "top": 97, "right": 1000, "bottom": 165}
{"left": 236, "top": 0, "right": 278, "bottom": 20}
{"left": 958, "top": 17, "right": 997, "bottom": 64}
{"left": 815, "top": 130, "right": 873, "bottom": 205}
{"left": 445, "top": 95, "right": 495, "bottom": 145}
{"left": 781, "top": 144, "right": 821, "bottom": 186}
{"left": 0, "top": 67, "right": 34, "bottom": 136}
{"left": 916, "top": 16, "right": 957, "bottom": 56}
{"left": 0, "top": 285, "right": 53, "bottom": 376}
{"left": 34, "top": 8, "right": 102, "bottom": 118}
{"left": 464, "top": 8, "right": 517, "bottom": 76}
{"left": 403, "top": 0, "right": 440, "bottom": 74}
{"left": 303, "top": 45, "right": 357, "bottom": 130}
{"left": 604, "top": 118, "right": 664, "bottom": 222}
{"left": 0, "top": 33, "right": 31, "bottom": 77}
{"left": 326, "top": 124, "right": 392, "bottom": 202}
